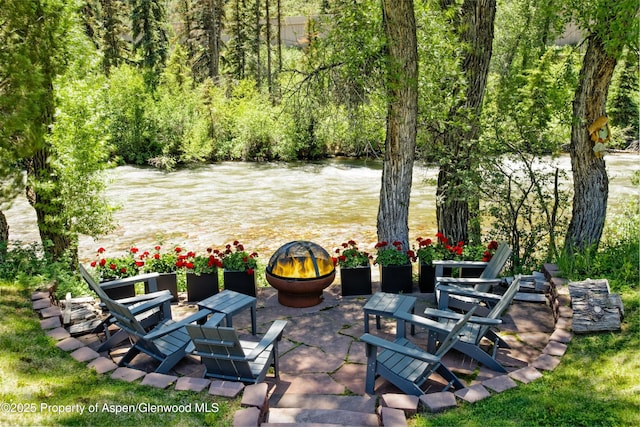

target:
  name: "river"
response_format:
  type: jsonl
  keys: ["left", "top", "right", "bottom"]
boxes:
{"left": 3, "top": 153, "right": 638, "bottom": 262}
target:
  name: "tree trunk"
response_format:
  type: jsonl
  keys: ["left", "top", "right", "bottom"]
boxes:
{"left": 436, "top": 0, "right": 496, "bottom": 244}
{"left": 276, "top": 0, "right": 282, "bottom": 72}
{"left": 565, "top": 35, "right": 616, "bottom": 250}
{"left": 254, "top": 0, "right": 261, "bottom": 88}
{"left": 265, "top": 0, "right": 272, "bottom": 94}
{"left": 26, "top": 147, "right": 74, "bottom": 261}
{"left": 376, "top": 0, "right": 418, "bottom": 250}
{"left": 0, "top": 210, "right": 8, "bottom": 248}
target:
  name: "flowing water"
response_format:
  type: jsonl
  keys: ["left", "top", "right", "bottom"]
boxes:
{"left": 3, "top": 154, "right": 638, "bottom": 262}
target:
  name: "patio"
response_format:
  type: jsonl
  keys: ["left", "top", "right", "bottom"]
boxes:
{"left": 34, "top": 265, "right": 573, "bottom": 424}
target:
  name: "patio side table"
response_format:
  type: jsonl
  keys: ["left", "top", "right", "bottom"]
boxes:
{"left": 363, "top": 292, "right": 416, "bottom": 339}
{"left": 197, "top": 289, "right": 257, "bottom": 335}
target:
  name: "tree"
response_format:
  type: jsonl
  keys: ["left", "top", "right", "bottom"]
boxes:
{"left": 435, "top": 0, "right": 497, "bottom": 244}
{"left": 376, "top": 0, "right": 418, "bottom": 250}
{"left": 130, "top": 0, "right": 168, "bottom": 88}
{"left": 0, "top": 0, "right": 113, "bottom": 260}
{"left": 190, "top": 0, "right": 225, "bottom": 83}
{"left": 564, "top": 0, "right": 639, "bottom": 250}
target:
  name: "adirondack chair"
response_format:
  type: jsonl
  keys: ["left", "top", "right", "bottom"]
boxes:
{"left": 434, "top": 242, "right": 512, "bottom": 310}
{"left": 78, "top": 264, "right": 174, "bottom": 351}
{"left": 185, "top": 314, "right": 287, "bottom": 384}
{"left": 360, "top": 307, "right": 477, "bottom": 396}
{"left": 409, "top": 275, "right": 522, "bottom": 373}
{"left": 106, "top": 297, "right": 211, "bottom": 374}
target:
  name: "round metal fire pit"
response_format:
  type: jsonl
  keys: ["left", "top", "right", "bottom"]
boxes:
{"left": 265, "top": 241, "right": 336, "bottom": 308}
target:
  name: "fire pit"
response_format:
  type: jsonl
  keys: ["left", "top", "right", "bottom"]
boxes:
{"left": 265, "top": 241, "right": 336, "bottom": 308}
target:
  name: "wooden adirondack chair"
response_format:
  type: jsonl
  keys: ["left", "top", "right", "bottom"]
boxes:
{"left": 185, "top": 314, "right": 287, "bottom": 384}
{"left": 78, "top": 264, "right": 174, "bottom": 351}
{"left": 413, "top": 276, "right": 522, "bottom": 373}
{"left": 106, "top": 297, "right": 211, "bottom": 374}
{"left": 433, "top": 242, "right": 512, "bottom": 310}
{"left": 360, "top": 307, "right": 477, "bottom": 396}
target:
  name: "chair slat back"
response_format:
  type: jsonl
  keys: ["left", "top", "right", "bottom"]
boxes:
{"left": 186, "top": 324, "right": 254, "bottom": 380}
{"left": 435, "top": 306, "right": 477, "bottom": 358}
{"left": 480, "top": 243, "right": 511, "bottom": 279}
{"left": 106, "top": 299, "right": 148, "bottom": 336}
{"left": 79, "top": 264, "right": 111, "bottom": 302}
{"left": 471, "top": 276, "right": 521, "bottom": 342}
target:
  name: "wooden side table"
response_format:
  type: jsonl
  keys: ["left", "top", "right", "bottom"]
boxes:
{"left": 363, "top": 292, "right": 417, "bottom": 339}
{"left": 197, "top": 289, "right": 257, "bottom": 335}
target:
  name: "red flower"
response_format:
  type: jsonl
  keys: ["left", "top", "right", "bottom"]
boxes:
{"left": 135, "top": 261, "right": 144, "bottom": 268}
{"left": 186, "top": 262, "right": 194, "bottom": 269}
{"left": 175, "top": 247, "right": 182, "bottom": 253}
{"left": 375, "top": 241, "right": 388, "bottom": 249}
{"left": 90, "top": 261, "right": 97, "bottom": 267}
{"left": 246, "top": 268, "right": 254, "bottom": 275}
{"left": 99, "top": 259, "right": 106, "bottom": 266}
{"left": 331, "top": 257, "right": 338, "bottom": 265}
{"left": 487, "top": 241, "right": 499, "bottom": 250}
{"left": 348, "top": 239, "right": 356, "bottom": 246}
{"left": 130, "top": 247, "right": 139, "bottom": 254}
{"left": 233, "top": 240, "right": 240, "bottom": 246}
{"left": 250, "top": 252, "right": 258, "bottom": 258}
{"left": 97, "top": 247, "right": 106, "bottom": 254}
{"left": 154, "top": 253, "right": 160, "bottom": 259}
{"left": 109, "top": 263, "right": 116, "bottom": 270}
{"left": 120, "top": 267, "right": 127, "bottom": 273}
{"left": 155, "top": 245, "right": 161, "bottom": 251}
{"left": 339, "top": 255, "right": 346, "bottom": 262}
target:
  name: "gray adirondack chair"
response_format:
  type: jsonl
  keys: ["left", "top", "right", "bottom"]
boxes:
{"left": 186, "top": 314, "right": 287, "bottom": 384}
{"left": 360, "top": 307, "right": 477, "bottom": 396}
{"left": 78, "top": 264, "right": 174, "bottom": 351}
{"left": 412, "top": 275, "right": 522, "bottom": 373}
{"left": 433, "top": 242, "right": 512, "bottom": 310}
{"left": 106, "top": 297, "right": 211, "bottom": 374}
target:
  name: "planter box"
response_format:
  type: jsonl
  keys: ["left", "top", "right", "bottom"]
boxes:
{"left": 223, "top": 270, "right": 257, "bottom": 297}
{"left": 186, "top": 272, "right": 219, "bottom": 302}
{"left": 418, "top": 263, "right": 435, "bottom": 293}
{"left": 102, "top": 282, "right": 136, "bottom": 300}
{"left": 380, "top": 264, "right": 413, "bottom": 294}
{"left": 340, "top": 266, "right": 372, "bottom": 296}
{"left": 145, "top": 272, "right": 178, "bottom": 302}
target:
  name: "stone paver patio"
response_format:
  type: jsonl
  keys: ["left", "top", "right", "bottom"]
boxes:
{"left": 33, "top": 266, "right": 574, "bottom": 425}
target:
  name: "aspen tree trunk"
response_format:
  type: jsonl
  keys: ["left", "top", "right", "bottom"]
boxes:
{"left": 376, "top": 0, "right": 418, "bottom": 250}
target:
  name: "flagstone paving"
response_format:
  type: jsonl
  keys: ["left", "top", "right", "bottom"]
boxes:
{"left": 32, "top": 265, "right": 573, "bottom": 425}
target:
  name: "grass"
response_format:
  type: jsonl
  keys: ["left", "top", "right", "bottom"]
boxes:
{"left": 412, "top": 289, "right": 640, "bottom": 426}
{"left": 0, "top": 279, "right": 240, "bottom": 426}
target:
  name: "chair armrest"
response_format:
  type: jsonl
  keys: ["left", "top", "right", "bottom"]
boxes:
{"left": 360, "top": 333, "right": 440, "bottom": 364}
{"left": 128, "top": 292, "right": 174, "bottom": 316}
{"left": 118, "top": 290, "right": 172, "bottom": 306}
{"left": 423, "top": 308, "right": 503, "bottom": 326}
{"left": 144, "top": 309, "right": 211, "bottom": 340}
{"left": 432, "top": 260, "right": 488, "bottom": 269}
{"left": 393, "top": 311, "right": 452, "bottom": 335}
{"left": 437, "top": 285, "right": 502, "bottom": 303}
{"left": 245, "top": 320, "right": 288, "bottom": 360}
{"left": 99, "top": 272, "right": 161, "bottom": 290}
{"left": 436, "top": 277, "right": 503, "bottom": 285}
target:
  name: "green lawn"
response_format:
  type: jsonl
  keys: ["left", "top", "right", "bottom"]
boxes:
{"left": 0, "top": 280, "right": 238, "bottom": 426}
{"left": 414, "top": 289, "right": 640, "bottom": 427}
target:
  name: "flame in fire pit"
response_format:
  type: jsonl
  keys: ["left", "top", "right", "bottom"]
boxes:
{"left": 267, "top": 240, "right": 335, "bottom": 280}
{"left": 270, "top": 256, "right": 334, "bottom": 279}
